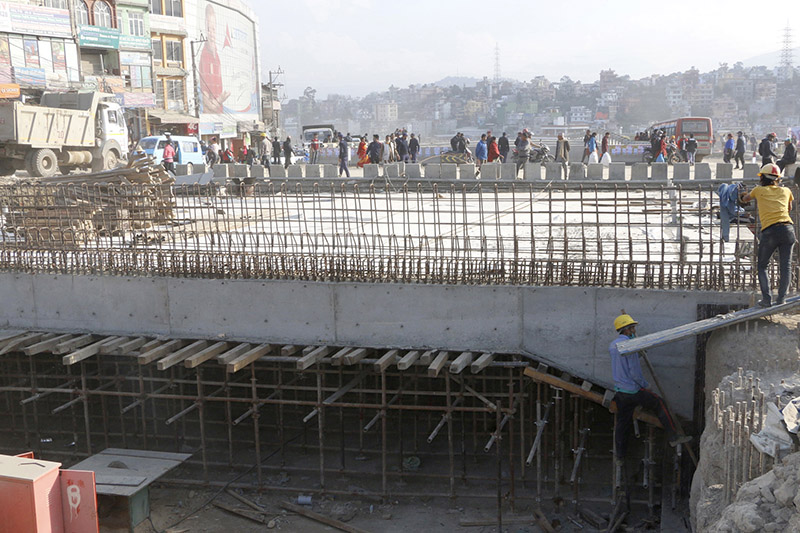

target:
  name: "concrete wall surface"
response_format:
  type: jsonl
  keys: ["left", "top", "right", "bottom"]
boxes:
{"left": 0, "top": 273, "right": 752, "bottom": 418}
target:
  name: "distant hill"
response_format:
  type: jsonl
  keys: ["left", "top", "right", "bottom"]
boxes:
{"left": 741, "top": 47, "right": 800, "bottom": 68}
{"left": 433, "top": 76, "right": 481, "bottom": 88}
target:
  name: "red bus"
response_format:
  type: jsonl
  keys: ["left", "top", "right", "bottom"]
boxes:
{"left": 650, "top": 117, "right": 713, "bottom": 161}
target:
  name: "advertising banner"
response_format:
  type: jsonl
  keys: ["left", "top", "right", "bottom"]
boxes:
{"left": 120, "top": 51, "right": 151, "bottom": 66}
{"left": 0, "top": 2, "right": 71, "bottom": 39}
{"left": 0, "top": 83, "right": 19, "bottom": 98}
{"left": 121, "top": 92, "right": 156, "bottom": 108}
{"left": 13, "top": 66, "right": 45, "bottom": 87}
{"left": 78, "top": 25, "right": 120, "bottom": 49}
{"left": 196, "top": 0, "right": 259, "bottom": 128}
{"left": 119, "top": 34, "right": 150, "bottom": 50}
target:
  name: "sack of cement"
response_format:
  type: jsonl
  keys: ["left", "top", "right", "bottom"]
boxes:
{"left": 781, "top": 397, "right": 800, "bottom": 434}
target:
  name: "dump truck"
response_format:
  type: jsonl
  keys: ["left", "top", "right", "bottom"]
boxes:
{"left": 0, "top": 91, "right": 129, "bottom": 177}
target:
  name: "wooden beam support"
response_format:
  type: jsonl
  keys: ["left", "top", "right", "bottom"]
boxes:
{"left": 428, "top": 351, "right": 449, "bottom": 377}
{"left": 343, "top": 348, "right": 371, "bottom": 366}
{"left": 157, "top": 340, "right": 209, "bottom": 371}
{"left": 62, "top": 338, "right": 111, "bottom": 365}
{"left": 523, "top": 366, "right": 661, "bottom": 427}
{"left": 281, "top": 345, "right": 301, "bottom": 357}
{"left": 226, "top": 343, "right": 275, "bottom": 373}
{"left": 0, "top": 332, "right": 29, "bottom": 352}
{"left": 111, "top": 336, "right": 148, "bottom": 355}
{"left": 23, "top": 334, "right": 74, "bottom": 356}
{"left": 184, "top": 342, "right": 230, "bottom": 369}
{"left": 217, "top": 343, "right": 252, "bottom": 365}
{"left": 448, "top": 351, "right": 474, "bottom": 374}
{"left": 330, "top": 347, "right": 354, "bottom": 366}
{"left": 373, "top": 350, "right": 400, "bottom": 373}
{"left": 397, "top": 350, "right": 420, "bottom": 370}
{"left": 52, "top": 334, "right": 95, "bottom": 355}
{"left": 0, "top": 332, "right": 50, "bottom": 355}
{"left": 296, "top": 346, "right": 332, "bottom": 371}
{"left": 420, "top": 350, "right": 436, "bottom": 365}
{"left": 470, "top": 352, "right": 496, "bottom": 374}
{"left": 98, "top": 336, "right": 130, "bottom": 351}
{"left": 137, "top": 340, "right": 186, "bottom": 365}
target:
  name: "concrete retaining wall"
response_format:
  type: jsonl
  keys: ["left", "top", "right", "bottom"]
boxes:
{"left": 0, "top": 273, "right": 751, "bottom": 418}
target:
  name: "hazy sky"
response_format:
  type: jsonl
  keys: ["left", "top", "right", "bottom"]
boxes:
{"left": 253, "top": 0, "right": 791, "bottom": 100}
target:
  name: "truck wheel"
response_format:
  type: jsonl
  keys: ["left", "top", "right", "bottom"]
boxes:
{"left": 92, "top": 150, "right": 120, "bottom": 172}
{"left": 30, "top": 149, "right": 58, "bottom": 177}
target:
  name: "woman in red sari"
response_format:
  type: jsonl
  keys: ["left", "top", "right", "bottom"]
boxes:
{"left": 487, "top": 136, "right": 501, "bottom": 162}
{"left": 356, "top": 137, "right": 369, "bottom": 168}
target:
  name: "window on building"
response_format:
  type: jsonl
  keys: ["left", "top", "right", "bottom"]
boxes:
{"left": 155, "top": 78, "right": 164, "bottom": 108}
{"left": 166, "top": 78, "right": 184, "bottom": 111}
{"left": 43, "top": 0, "right": 67, "bottom": 8}
{"left": 165, "top": 40, "right": 183, "bottom": 64}
{"left": 150, "top": 0, "right": 162, "bottom": 15}
{"left": 76, "top": 1, "right": 89, "bottom": 25}
{"left": 116, "top": 11, "right": 122, "bottom": 31}
{"left": 165, "top": 0, "right": 182, "bottom": 17}
{"left": 93, "top": 1, "right": 112, "bottom": 28}
{"left": 128, "top": 12, "right": 145, "bottom": 36}
{"left": 152, "top": 38, "right": 163, "bottom": 63}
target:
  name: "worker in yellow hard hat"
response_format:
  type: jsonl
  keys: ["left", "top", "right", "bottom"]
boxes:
{"left": 610, "top": 313, "right": 690, "bottom": 460}
{"left": 740, "top": 163, "right": 795, "bottom": 307}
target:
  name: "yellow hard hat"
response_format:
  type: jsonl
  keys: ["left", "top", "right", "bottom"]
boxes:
{"left": 614, "top": 314, "right": 638, "bottom": 331}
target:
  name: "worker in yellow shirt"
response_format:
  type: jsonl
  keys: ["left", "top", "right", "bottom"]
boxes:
{"left": 741, "top": 163, "right": 796, "bottom": 307}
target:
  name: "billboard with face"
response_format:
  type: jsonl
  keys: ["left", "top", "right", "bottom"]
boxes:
{"left": 197, "top": 0, "right": 259, "bottom": 131}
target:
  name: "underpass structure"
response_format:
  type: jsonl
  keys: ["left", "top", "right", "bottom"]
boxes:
{"left": 0, "top": 176, "right": 794, "bottom": 530}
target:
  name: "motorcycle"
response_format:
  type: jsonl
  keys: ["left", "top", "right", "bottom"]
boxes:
{"left": 642, "top": 144, "right": 682, "bottom": 165}
{"left": 527, "top": 143, "right": 554, "bottom": 164}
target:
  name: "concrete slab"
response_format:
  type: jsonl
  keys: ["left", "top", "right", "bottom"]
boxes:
{"left": 175, "top": 164, "right": 190, "bottom": 176}
{"left": 269, "top": 165, "right": 286, "bottom": 178}
{"left": 305, "top": 164, "right": 322, "bottom": 178}
{"left": 609, "top": 162, "right": 626, "bottom": 181}
{"left": 524, "top": 163, "right": 541, "bottom": 180}
{"left": 785, "top": 163, "right": 797, "bottom": 179}
{"left": 743, "top": 163, "right": 760, "bottom": 179}
{"left": 363, "top": 164, "right": 380, "bottom": 179}
{"left": 500, "top": 163, "right": 517, "bottom": 180}
{"left": 250, "top": 165, "right": 266, "bottom": 178}
{"left": 424, "top": 164, "right": 441, "bottom": 179}
{"left": 232, "top": 164, "right": 250, "bottom": 178}
{"left": 716, "top": 163, "right": 733, "bottom": 179}
{"left": 441, "top": 164, "right": 458, "bottom": 179}
{"left": 631, "top": 163, "right": 649, "bottom": 180}
{"left": 695, "top": 163, "right": 712, "bottom": 179}
{"left": 213, "top": 164, "right": 230, "bottom": 178}
{"left": 322, "top": 164, "right": 338, "bottom": 178}
{"left": 0, "top": 273, "right": 34, "bottom": 328}
{"left": 406, "top": 163, "right": 422, "bottom": 179}
{"left": 587, "top": 163, "right": 604, "bottom": 180}
{"left": 651, "top": 163, "right": 668, "bottom": 180}
{"left": 545, "top": 162, "right": 563, "bottom": 180}
{"left": 386, "top": 163, "right": 404, "bottom": 178}
{"left": 287, "top": 165, "right": 304, "bottom": 178}
{"left": 480, "top": 163, "right": 499, "bottom": 180}
{"left": 673, "top": 163, "right": 691, "bottom": 181}
{"left": 569, "top": 163, "right": 586, "bottom": 179}
{"left": 461, "top": 164, "right": 477, "bottom": 179}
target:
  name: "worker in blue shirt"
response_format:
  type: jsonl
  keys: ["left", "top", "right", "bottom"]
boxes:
{"left": 610, "top": 314, "right": 691, "bottom": 459}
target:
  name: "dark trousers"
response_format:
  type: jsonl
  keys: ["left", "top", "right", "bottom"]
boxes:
{"left": 734, "top": 151, "right": 745, "bottom": 168}
{"left": 757, "top": 223, "right": 796, "bottom": 304}
{"left": 614, "top": 389, "right": 677, "bottom": 458}
{"left": 339, "top": 158, "right": 350, "bottom": 178}
{"left": 409, "top": 152, "right": 417, "bottom": 163}
{"left": 284, "top": 152, "right": 292, "bottom": 169}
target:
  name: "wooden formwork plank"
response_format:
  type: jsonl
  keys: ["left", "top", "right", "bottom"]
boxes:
{"left": 184, "top": 342, "right": 230, "bottom": 369}
{"left": 111, "top": 337, "right": 148, "bottom": 355}
{"left": 99, "top": 336, "right": 130, "bottom": 350}
{"left": 470, "top": 352, "right": 496, "bottom": 374}
{"left": 343, "top": 348, "right": 371, "bottom": 366}
{"left": 420, "top": 350, "right": 436, "bottom": 365}
{"left": 23, "top": 334, "right": 74, "bottom": 356}
{"left": 330, "top": 347, "right": 354, "bottom": 366}
{"left": 157, "top": 340, "right": 209, "bottom": 371}
{"left": 226, "top": 343, "right": 275, "bottom": 373}
{"left": 52, "top": 334, "right": 96, "bottom": 355}
{"left": 448, "top": 352, "right": 474, "bottom": 375}
{"left": 397, "top": 350, "right": 420, "bottom": 370}
{"left": 217, "top": 343, "right": 252, "bottom": 365}
{"left": 0, "top": 332, "right": 49, "bottom": 355}
{"left": 373, "top": 350, "right": 400, "bottom": 373}
{"left": 0, "top": 332, "right": 30, "bottom": 352}
{"left": 138, "top": 340, "right": 186, "bottom": 366}
{"left": 296, "top": 346, "right": 332, "bottom": 371}
{"left": 428, "top": 351, "right": 449, "bottom": 377}
{"left": 62, "top": 339, "right": 112, "bottom": 365}
{"left": 281, "top": 345, "right": 301, "bottom": 357}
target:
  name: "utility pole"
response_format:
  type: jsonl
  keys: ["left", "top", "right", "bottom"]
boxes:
{"left": 190, "top": 35, "right": 207, "bottom": 118}
{"left": 266, "top": 67, "right": 284, "bottom": 135}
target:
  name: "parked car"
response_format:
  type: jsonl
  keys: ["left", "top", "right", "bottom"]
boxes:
{"left": 136, "top": 135, "right": 205, "bottom": 174}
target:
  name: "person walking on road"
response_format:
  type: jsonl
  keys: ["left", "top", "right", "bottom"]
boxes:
{"left": 162, "top": 140, "right": 176, "bottom": 173}
{"left": 581, "top": 129, "right": 591, "bottom": 163}
{"left": 554, "top": 132, "right": 570, "bottom": 176}
{"left": 282, "top": 137, "right": 294, "bottom": 169}
{"left": 259, "top": 134, "right": 271, "bottom": 168}
{"left": 609, "top": 313, "right": 691, "bottom": 460}
{"left": 759, "top": 133, "right": 778, "bottom": 165}
{"left": 396, "top": 133, "right": 409, "bottom": 163}
{"left": 734, "top": 131, "right": 746, "bottom": 169}
{"left": 741, "top": 163, "right": 795, "bottom": 307}
{"left": 367, "top": 134, "right": 382, "bottom": 165}
{"left": 272, "top": 137, "right": 282, "bottom": 165}
{"left": 338, "top": 133, "right": 350, "bottom": 178}
{"left": 685, "top": 134, "right": 697, "bottom": 165}
{"left": 475, "top": 134, "right": 488, "bottom": 176}
{"left": 515, "top": 131, "right": 532, "bottom": 178}
{"left": 487, "top": 136, "right": 501, "bottom": 163}
{"left": 498, "top": 132, "right": 510, "bottom": 162}
{"left": 723, "top": 133, "right": 735, "bottom": 164}
{"left": 408, "top": 133, "right": 420, "bottom": 163}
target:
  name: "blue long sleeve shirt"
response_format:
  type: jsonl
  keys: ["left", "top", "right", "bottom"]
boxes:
{"left": 609, "top": 334, "right": 649, "bottom": 393}
{"left": 475, "top": 140, "right": 488, "bottom": 160}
